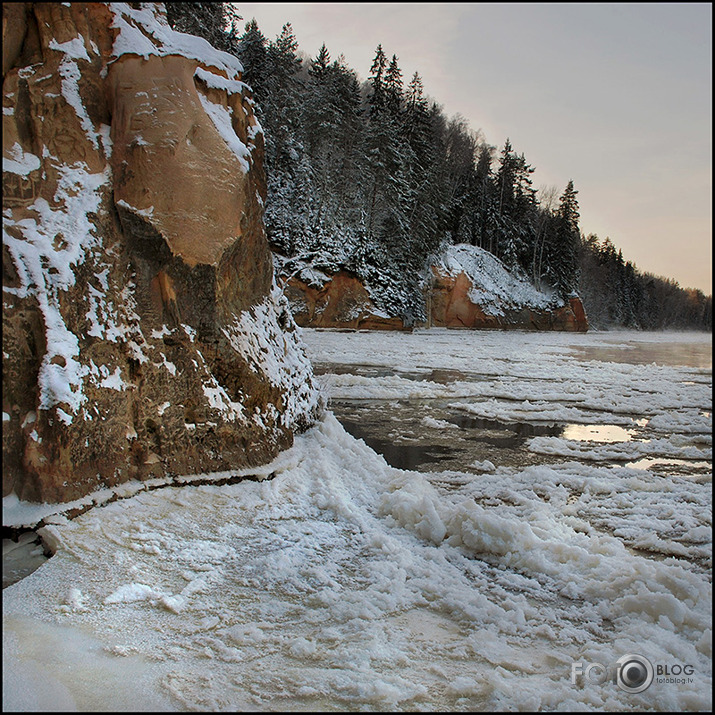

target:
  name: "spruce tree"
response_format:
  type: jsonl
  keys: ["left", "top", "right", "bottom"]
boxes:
{"left": 495, "top": 138, "right": 516, "bottom": 217}
{"left": 165, "top": 2, "right": 236, "bottom": 53}
{"left": 368, "top": 45, "right": 388, "bottom": 117}
{"left": 548, "top": 180, "right": 581, "bottom": 298}
{"left": 237, "top": 19, "right": 268, "bottom": 98}
{"left": 272, "top": 23, "right": 302, "bottom": 78}
{"left": 385, "top": 54, "right": 404, "bottom": 117}
{"left": 311, "top": 43, "right": 331, "bottom": 79}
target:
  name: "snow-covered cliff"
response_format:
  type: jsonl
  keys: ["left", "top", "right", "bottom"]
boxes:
{"left": 2, "top": 2, "right": 323, "bottom": 504}
{"left": 277, "top": 243, "right": 588, "bottom": 331}
{"left": 430, "top": 244, "right": 588, "bottom": 331}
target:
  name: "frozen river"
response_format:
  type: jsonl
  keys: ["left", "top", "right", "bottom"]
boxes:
{"left": 3, "top": 328, "right": 712, "bottom": 711}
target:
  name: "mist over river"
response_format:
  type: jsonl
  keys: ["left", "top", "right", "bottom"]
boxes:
{"left": 3, "top": 329, "right": 711, "bottom": 711}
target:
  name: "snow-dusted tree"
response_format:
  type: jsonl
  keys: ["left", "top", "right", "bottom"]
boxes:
{"left": 263, "top": 22, "right": 304, "bottom": 163}
{"left": 532, "top": 184, "right": 559, "bottom": 289}
{"left": 252, "top": 23, "right": 312, "bottom": 256}
{"left": 545, "top": 180, "right": 581, "bottom": 298}
{"left": 367, "top": 44, "right": 388, "bottom": 117}
{"left": 236, "top": 18, "right": 268, "bottom": 99}
{"left": 311, "top": 43, "right": 331, "bottom": 78}
{"left": 401, "top": 72, "right": 442, "bottom": 260}
{"left": 303, "top": 46, "right": 364, "bottom": 259}
{"left": 441, "top": 117, "right": 478, "bottom": 244}
{"left": 168, "top": 4, "right": 711, "bottom": 330}
{"left": 384, "top": 54, "right": 403, "bottom": 118}
{"left": 271, "top": 22, "right": 302, "bottom": 78}
{"left": 165, "top": 2, "right": 238, "bottom": 53}
{"left": 470, "top": 143, "right": 496, "bottom": 251}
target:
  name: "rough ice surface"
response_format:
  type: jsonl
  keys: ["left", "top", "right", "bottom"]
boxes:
{"left": 2, "top": 329, "right": 711, "bottom": 711}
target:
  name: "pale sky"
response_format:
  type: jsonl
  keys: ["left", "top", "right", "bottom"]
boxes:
{"left": 235, "top": 3, "right": 712, "bottom": 294}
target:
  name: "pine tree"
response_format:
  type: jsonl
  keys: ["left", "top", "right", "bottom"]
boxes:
{"left": 263, "top": 22, "right": 303, "bottom": 157}
{"left": 472, "top": 143, "right": 495, "bottom": 251}
{"left": 237, "top": 19, "right": 268, "bottom": 98}
{"left": 495, "top": 138, "right": 516, "bottom": 217}
{"left": 328, "top": 56, "right": 365, "bottom": 228}
{"left": 406, "top": 73, "right": 426, "bottom": 113}
{"left": 511, "top": 152, "right": 538, "bottom": 272}
{"left": 441, "top": 117, "right": 478, "bottom": 246}
{"left": 403, "top": 73, "right": 432, "bottom": 167}
{"left": 368, "top": 45, "right": 387, "bottom": 117}
{"left": 547, "top": 180, "right": 581, "bottom": 298}
{"left": 385, "top": 54, "right": 403, "bottom": 117}
{"left": 401, "top": 71, "right": 441, "bottom": 260}
{"left": 229, "top": 14, "right": 711, "bottom": 329}
{"left": 490, "top": 139, "right": 518, "bottom": 266}
{"left": 304, "top": 45, "right": 363, "bottom": 236}
{"left": 255, "top": 23, "right": 312, "bottom": 257}
{"left": 271, "top": 22, "right": 302, "bottom": 78}
{"left": 310, "top": 43, "right": 331, "bottom": 80}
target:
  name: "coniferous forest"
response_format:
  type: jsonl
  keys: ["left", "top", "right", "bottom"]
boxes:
{"left": 167, "top": 3, "right": 712, "bottom": 331}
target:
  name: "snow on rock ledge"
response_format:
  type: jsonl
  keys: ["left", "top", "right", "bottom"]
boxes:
{"left": 431, "top": 244, "right": 588, "bottom": 331}
{"left": 279, "top": 266, "right": 408, "bottom": 331}
{"left": 2, "top": 2, "right": 323, "bottom": 504}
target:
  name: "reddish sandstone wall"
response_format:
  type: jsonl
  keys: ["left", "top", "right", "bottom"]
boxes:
{"left": 283, "top": 271, "right": 406, "bottom": 330}
{"left": 430, "top": 269, "right": 588, "bottom": 331}
{"left": 2, "top": 3, "right": 321, "bottom": 503}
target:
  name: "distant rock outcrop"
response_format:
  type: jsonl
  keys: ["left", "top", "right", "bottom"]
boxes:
{"left": 283, "top": 271, "right": 406, "bottom": 331}
{"left": 2, "top": 3, "right": 323, "bottom": 504}
{"left": 278, "top": 244, "right": 588, "bottom": 332}
{"left": 429, "top": 245, "right": 588, "bottom": 331}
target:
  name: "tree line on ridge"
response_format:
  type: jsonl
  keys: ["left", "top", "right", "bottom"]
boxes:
{"left": 166, "top": 3, "right": 712, "bottom": 330}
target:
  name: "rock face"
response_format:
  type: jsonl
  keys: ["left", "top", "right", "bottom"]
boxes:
{"left": 279, "top": 244, "right": 588, "bottom": 332}
{"left": 2, "top": 3, "right": 323, "bottom": 504}
{"left": 283, "top": 271, "right": 406, "bottom": 330}
{"left": 429, "top": 268, "right": 589, "bottom": 331}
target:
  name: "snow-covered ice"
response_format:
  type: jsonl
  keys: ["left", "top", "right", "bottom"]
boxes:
{"left": 2, "top": 328, "right": 711, "bottom": 711}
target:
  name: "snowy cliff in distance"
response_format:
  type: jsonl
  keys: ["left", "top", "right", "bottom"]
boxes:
{"left": 430, "top": 244, "right": 588, "bottom": 331}
{"left": 435, "top": 244, "right": 562, "bottom": 317}
{"left": 278, "top": 242, "right": 588, "bottom": 331}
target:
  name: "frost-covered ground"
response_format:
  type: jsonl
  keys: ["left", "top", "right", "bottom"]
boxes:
{"left": 3, "top": 329, "right": 711, "bottom": 712}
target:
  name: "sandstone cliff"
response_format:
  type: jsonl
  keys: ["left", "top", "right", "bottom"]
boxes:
{"left": 3, "top": 3, "right": 323, "bottom": 504}
{"left": 275, "top": 256, "right": 407, "bottom": 330}
{"left": 429, "top": 244, "right": 589, "bottom": 332}
{"left": 276, "top": 245, "right": 588, "bottom": 332}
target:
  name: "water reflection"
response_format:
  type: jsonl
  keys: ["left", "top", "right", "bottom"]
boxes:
{"left": 448, "top": 414, "right": 561, "bottom": 447}
{"left": 625, "top": 457, "right": 712, "bottom": 472}
{"left": 321, "top": 334, "right": 711, "bottom": 478}
{"left": 561, "top": 424, "right": 634, "bottom": 443}
{"left": 339, "top": 418, "right": 456, "bottom": 470}
{"left": 570, "top": 341, "right": 712, "bottom": 369}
